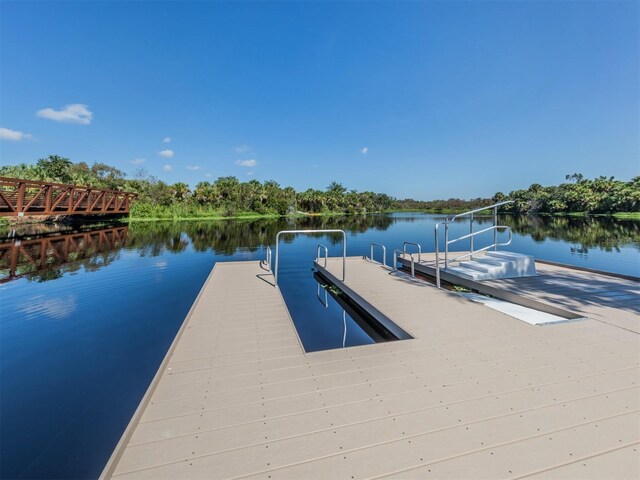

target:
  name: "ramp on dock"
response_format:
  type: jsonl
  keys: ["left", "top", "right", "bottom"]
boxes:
{"left": 104, "top": 258, "right": 639, "bottom": 479}
{"left": 397, "top": 252, "right": 639, "bottom": 333}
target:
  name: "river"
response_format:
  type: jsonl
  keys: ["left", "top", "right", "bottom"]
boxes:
{"left": 1, "top": 213, "right": 638, "bottom": 479}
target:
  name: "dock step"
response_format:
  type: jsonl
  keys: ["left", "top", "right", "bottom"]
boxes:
{"left": 445, "top": 251, "right": 537, "bottom": 281}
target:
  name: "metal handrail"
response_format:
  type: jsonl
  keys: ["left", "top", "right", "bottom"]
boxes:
{"left": 447, "top": 225, "right": 506, "bottom": 245}
{"left": 393, "top": 249, "right": 417, "bottom": 277}
{"left": 448, "top": 226, "right": 512, "bottom": 264}
{"left": 444, "top": 200, "right": 513, "bottom": 222}
{"left": 262, "top": 245, "right": 272, "bottom": 271}
{"left": 368, "top": 242, "right": 387, "bottom": 267}
{"left": 317, "top": 244, "right": 329, "bottom": 268}
{"left": 402, "top": 241, "right": 422, "bottom": 263}
{"left": 274, "top": 229, "right": 346, "bottom": 286}
{"left": 434, "top": 200, "right": 513, "bottom": 288}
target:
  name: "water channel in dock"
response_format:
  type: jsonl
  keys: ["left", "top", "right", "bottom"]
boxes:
{"left": 1, "top": 213, "right": 638, "bottom": 479}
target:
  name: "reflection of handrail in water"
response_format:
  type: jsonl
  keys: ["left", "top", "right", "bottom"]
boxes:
{"left": 342, "top": 309, "right": 347, "bottom": 348}
{"left": 317, "top": 281, "right": 328, "bottom": 308}
{"left": 0, "top": 226, "right": 128, "bottom": 283}
{"left": 315, "top": 278, "right": 347, "bottom": 347}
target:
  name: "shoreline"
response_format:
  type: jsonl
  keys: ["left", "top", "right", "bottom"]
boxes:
{"left": 1, "top": 210, "right": 639, "bottom": 227}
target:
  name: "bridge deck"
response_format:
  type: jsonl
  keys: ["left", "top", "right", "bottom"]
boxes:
{"left": 104, "top": 258, "right": 640, "bottom": 479}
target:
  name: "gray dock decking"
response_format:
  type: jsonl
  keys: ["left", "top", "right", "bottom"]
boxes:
{"left": 104, "top": 258, "right": 640, "bottom": 479}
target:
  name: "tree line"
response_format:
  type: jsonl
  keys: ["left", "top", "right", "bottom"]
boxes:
{"left": 1, "top": 156, "right": 637, "bottom": 217}
{"left": 493, "top": 173, "right": 640, "bottom": 215}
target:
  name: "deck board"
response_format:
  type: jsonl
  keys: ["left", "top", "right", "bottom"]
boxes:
{"left": 105, "top": 258, "right": 639, "bottom": 479}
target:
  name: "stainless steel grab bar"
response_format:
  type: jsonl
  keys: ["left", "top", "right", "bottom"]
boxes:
{"left": 393, "top": 249, "right": 417, "bottom": 277}
{"left": 402, "top": 241, "right": 422, "bottom": 263}
{"left": 261, "top": 245, "right": 272, "bottom": 271}
{"left": 368, "top": 242, "right": 387, "bottom": 267}
{"left": 274, "top": 229, "right": 346, "bottom": 287}
{"left": 317, "top": 244, "right": 328, "bottom": 268}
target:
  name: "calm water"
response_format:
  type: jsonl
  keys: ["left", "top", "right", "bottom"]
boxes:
{"left": 1, "top": 213, "right": 638, "bottom": 479}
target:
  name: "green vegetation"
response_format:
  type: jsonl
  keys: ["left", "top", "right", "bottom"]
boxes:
{"left": 1, "top": 157, "right": 638, "bottom": 218}
{"left": 0, "top": 156, "right": 396, "bottom": 218}
{"left": 493, "top": 173, "right": 640, "bottom": 215}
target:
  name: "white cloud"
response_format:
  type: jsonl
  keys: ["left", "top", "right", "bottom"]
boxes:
{"left": 246, "top": 171, "right": 254, "bottom": 176}
{"left": 235, "top": 145, "right": 251, "bottom": 153}
{"left": 163, "top": 164, "right": 173, "bottom": 172}
{"left": 205, "top": 173, "right": 212, "bottom": 178}
{"left": 186, "top": 165, "right": 200, "bottom": 171}
{"left": 236, "top": 159, "right": 257, "bottom": 167}
{"left": 361, "top": 147, "right": 369, "bottom": 154}
{"left": 0, "top": 127, "right": 33, "bottom": 141}
{"left": 159, "top": 149, "right": 174, "bottom": 158}
{"left": 163, "top": 136, "right": 171, "bottom": 143}
{"left": 36, "top": 103, "right": 93, "bottom": 124}
{"left": 130, "top": 158, "right": 145, "bottom": 165}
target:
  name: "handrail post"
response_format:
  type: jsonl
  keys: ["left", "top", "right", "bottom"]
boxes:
{"left": 493, "top": 206, "right": 498, "bottom": 250}
{"left": 343, "top": 236, "right": 346, "bottom": 282}
{"left": 469, "top": 211, "right": 474, "bottom": 258}
{"left": 274, "top": 232, "right": 281, "bottom": 285}
{"left": 444, "top": 224, "right": 449, "bottom": 269}
{"left": 434, "top": 224, "right": 440, "bottom": 288}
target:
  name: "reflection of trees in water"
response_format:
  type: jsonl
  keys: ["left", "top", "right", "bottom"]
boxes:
{"left": 126, "top": 214, "right": 396, "bottom": 255}
{"left": 3, "top": 214, "right": 638, "bottom": 282}
{"left": 474, "top": 215, "right": 640, "bottom": 253}
{"left": 1, "top": 215, "right": 398, "bottom": 280}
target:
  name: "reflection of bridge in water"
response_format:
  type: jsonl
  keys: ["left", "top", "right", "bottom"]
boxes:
{"left": 0, "top": 177, "right": 136, "bottom": 217}
{"left": 0, "top": 226, "right": 128, "bottom": 283}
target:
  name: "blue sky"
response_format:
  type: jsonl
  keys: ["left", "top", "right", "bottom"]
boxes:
{"left": 1, "top": 1, "right": 638, "bottom": 200}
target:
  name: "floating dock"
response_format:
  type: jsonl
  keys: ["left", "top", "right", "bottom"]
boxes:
{"left": 103, "top": 257, "right": 640, "bottom": 479}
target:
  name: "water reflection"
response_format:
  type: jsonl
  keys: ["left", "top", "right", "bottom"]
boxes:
{"left": 315, "top": 283, "right": 347, "bottom": 348}
{"left": 472, "top": 215, "right": 640, "bottom": 253}
{"left": 16, "top": 294, "right": 77, "bottom": 321}
{"left": 2, "top": 214, "right": 638, "bottom": 284}
{"left": 0, "top": 226, "right": 128, "bottom": 283}
{"left": 125, "top": 214, "right": 396, "bottom": 255}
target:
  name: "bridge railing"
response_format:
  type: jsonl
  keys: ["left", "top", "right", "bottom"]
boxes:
{"left": 0, "top": 177, "right": 137, "bottom": 217}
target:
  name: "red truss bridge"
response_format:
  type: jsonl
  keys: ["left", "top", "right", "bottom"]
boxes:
{"left": 0, "top": 177, "right": 137, "bottom": 217}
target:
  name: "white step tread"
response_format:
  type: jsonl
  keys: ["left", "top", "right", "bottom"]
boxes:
{"left": 485, "top": 251, "right": 533, "bottom": 260}
{"left": 473, "top": 257, "right": 509, "bottom": 267}
{"left": 444, "top": 265, "right": 485, "bottom": 280}
{"left": 445, "top": 250, "right": 537, "bottom": 281}
{"left": 459, "top": 261, "right": 494, "bottom": 273}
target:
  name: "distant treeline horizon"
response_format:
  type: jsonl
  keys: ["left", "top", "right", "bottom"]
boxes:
{"left": 1, "top": 156, "right": 638, "bottom": 218}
